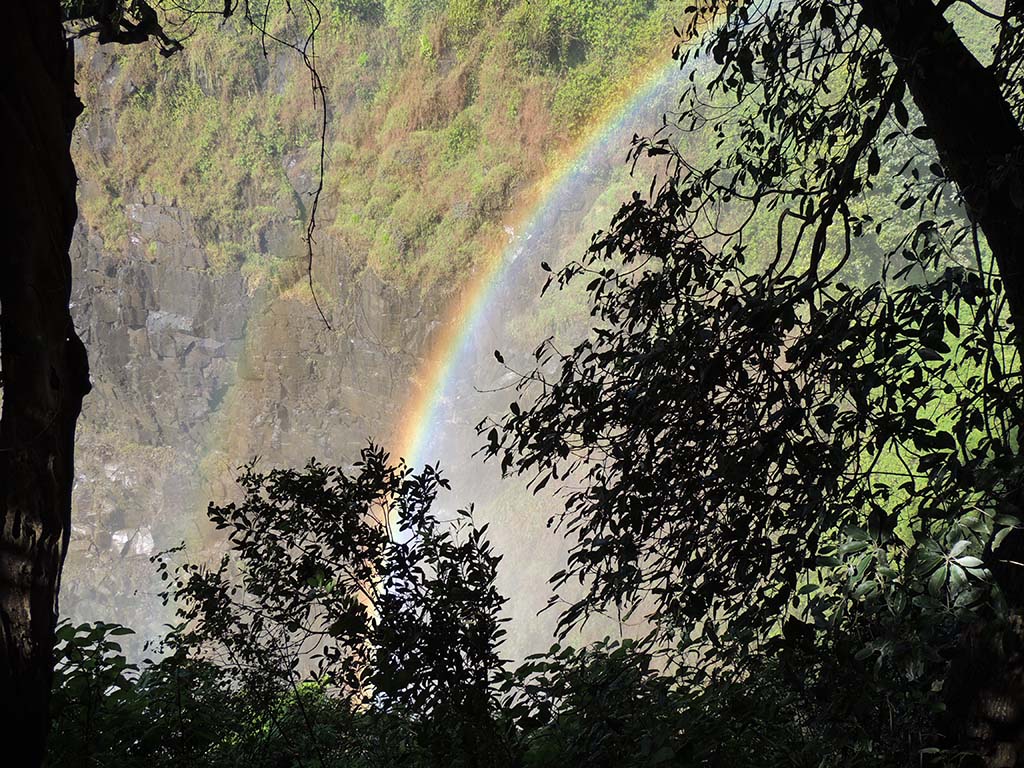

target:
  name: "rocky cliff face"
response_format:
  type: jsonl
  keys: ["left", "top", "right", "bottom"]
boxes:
{"left": 66, "top": 192, "right": 439, "bottom": 644}
{"left": 62, "top": 26, "right": 668, "bottom": 657}
{"left": 67, "top": 195, "right": 241, "bottom": 634}
{"left": 64, "top": 45, "right": 438, "bottom": 643}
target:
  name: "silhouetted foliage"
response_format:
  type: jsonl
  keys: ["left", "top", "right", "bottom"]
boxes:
{"left": 157, "top": 445, "right": 511, "bottom": 765}
{"left": 48, "top": 452, "right": 977, "bottom": 768}
{"left": 483, "top": 0, "right": 1024, "bottom": 663}
{"left": 474, "top": 2, "right": 1024, "bottom": 764}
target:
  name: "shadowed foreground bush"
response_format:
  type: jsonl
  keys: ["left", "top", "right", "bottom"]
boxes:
{"left": 47, "top": 445, "right": 996, "bottom": 768}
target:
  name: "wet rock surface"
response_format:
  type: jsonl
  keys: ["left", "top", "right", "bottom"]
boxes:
{"left": 64, "top": 48, "right": 434, "bottom": 641}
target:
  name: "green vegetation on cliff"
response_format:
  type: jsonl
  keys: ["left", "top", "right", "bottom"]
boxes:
{"left": 74, "top": 0, "right": 676, "bottom": 291}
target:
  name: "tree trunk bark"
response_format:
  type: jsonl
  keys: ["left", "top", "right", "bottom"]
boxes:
{"left": 0, "top": 4, "right": 89, "bottom": 766}
{"left": 861, "top": 0, "right": 1024, "bottom": 356}
{"left": 857, "top": 4, "right": 1024, "bottom": 765}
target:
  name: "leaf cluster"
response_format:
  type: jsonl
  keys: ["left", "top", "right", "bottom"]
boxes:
{"left": 163, "top": 445, "right": 508, "bottom": 732}
{"left": 479, "top": 0, "right": 1024, "bottom": 666}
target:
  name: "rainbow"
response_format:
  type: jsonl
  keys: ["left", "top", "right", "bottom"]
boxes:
{"left": 393, "top": 52, "right": 693, "bottom": 470}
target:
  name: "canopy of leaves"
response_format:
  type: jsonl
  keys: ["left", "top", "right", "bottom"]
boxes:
{"left": 481, "top": 0, "right": 1024, "bottom": 665}
{"left": 48, "top": 451, "right": 972, "bottom": 767}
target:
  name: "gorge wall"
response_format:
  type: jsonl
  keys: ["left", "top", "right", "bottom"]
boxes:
{"left": 62, "top": 3, "right": 679, "bottom": 656}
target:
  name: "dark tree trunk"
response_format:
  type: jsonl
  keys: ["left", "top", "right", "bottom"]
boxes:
{"left": 857, "top": 3, "right": 1024, "bottom": 765}
{"left": 0, "top": 4, "right": 88, "bottom": 766}
{"left": 861, "top": 0, "right": 1024, "bottom": 357}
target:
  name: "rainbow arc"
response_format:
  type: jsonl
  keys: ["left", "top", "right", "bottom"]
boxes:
{"left": 393, "top": 52, "right": 692, "bottom": 469}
